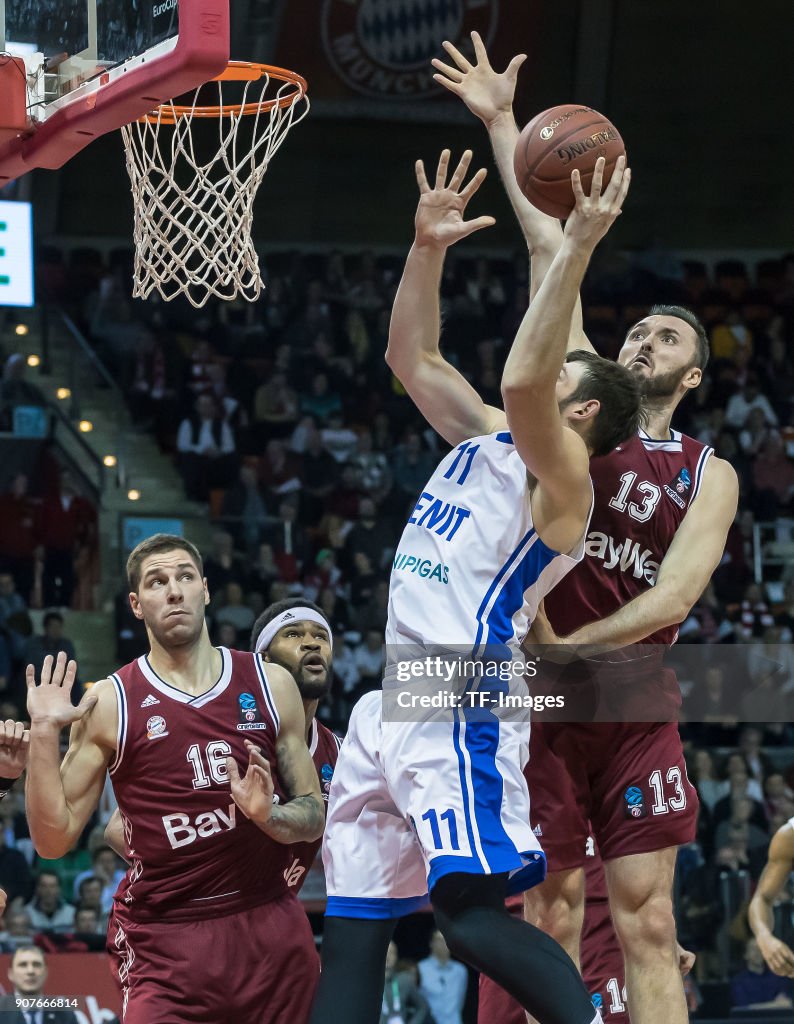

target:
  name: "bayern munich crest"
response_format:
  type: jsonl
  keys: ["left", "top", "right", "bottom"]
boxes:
{"left": 321, "top": 0, "right": 498, "bottom": 100}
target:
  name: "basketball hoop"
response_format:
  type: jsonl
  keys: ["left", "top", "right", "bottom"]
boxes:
{"left": 121, "top": 62, "right": 309, "bottom": 309}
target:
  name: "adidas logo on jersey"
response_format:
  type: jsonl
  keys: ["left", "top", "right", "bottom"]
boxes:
{"left": 533, "top": 824, "right": 543, "bottom": 837}
{"left": 140, "top": 694, "right": 160, "bottom": 707}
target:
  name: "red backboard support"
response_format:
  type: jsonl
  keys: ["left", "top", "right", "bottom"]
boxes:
{"left": 0, "top": 1, "right": 229, "bottom": 184}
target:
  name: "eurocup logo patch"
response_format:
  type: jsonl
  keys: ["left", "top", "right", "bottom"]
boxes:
{"left": 237, "top": 692, "right": 267, "bottom": 732}
{"left": 320, "top": 762, "right": 335, "bottom": 800}
{"left": 146, "top": 715, "right": 168, "bottom": 740}
{"left": 664, "top": 467, "right": 692, "bottom": 509}
{"left": 591, "top": 993, "right": 603, "bottom": 1011}
{"left": 321, "top": 0, "right": 498, "bottom": 100}
{"left": 624, "top": 785, "right": 647, "bottom": 819}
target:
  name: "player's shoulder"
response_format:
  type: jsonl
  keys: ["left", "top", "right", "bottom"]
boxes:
{"left": 689, "top": 454, "right": 738, "bottom": 508}
{"left": 315, "top": 719, "right": 343, "bottom": 755}
{"left": 772, "top": 818, "right": 794, "bottom": 855}
{"left": 77, "top": 677, "right": 119, "bottom": 746}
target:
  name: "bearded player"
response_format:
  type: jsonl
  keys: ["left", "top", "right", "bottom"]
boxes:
{"left": 432, "top": 33, "right": 738, "bottom": 1024}
{"left": 311, "top": 147, "right": 640, "bottom": 1024}
{"left": 106, "top": 595, "right": 342, "bottom": 902}
{"left": 25, "top": 534, "right": 325, "bottom": 1024}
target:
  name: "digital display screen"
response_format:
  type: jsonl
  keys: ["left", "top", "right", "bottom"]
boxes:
{"left": 0, "top": 201, "right": 34, "bottom": 308}
{"left": 4, "top": 0, "right": 179, "bottom": 65}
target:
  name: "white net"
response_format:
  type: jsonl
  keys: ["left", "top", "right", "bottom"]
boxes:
{"left": 121, "top": 65, "right": 309, "bottom": 309}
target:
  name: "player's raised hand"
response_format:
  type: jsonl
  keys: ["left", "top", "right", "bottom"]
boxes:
{"left": 414, "top": 149, "right": 495, "bottom": 250}
{"left": 758, "top": 934, "right": 794, "bottom": 978}
{"left": 432, "top": 31, "right": 526, "bottom": 128}
{"left": 0, "top": 719, "right": 30, "bottom": 781}
{"left": 226, "top": 741, "right": 275, "bottom": 829}
{"left": 563, "top": 155, "right": 631, "bottom": 252}
{"left": 26, "top": 653, "right": 96, "bottom": 728}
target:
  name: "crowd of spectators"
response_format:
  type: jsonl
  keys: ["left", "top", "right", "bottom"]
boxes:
{"left": 0, "top": 243, "right": 793, "bottom": 999}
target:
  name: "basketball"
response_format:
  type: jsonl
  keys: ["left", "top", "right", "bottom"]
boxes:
{"left": 513, "top": 104, "right": 626, "bottom": 219}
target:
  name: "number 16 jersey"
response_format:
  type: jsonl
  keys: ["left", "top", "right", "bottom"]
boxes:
{"left": 109, "top": 647, "right": 292, "bottom": 921}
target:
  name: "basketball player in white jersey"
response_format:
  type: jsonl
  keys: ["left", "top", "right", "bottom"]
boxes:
{"left": 749, "top": 818, "right": 794, "bottom": 977}
{"left": 309, "top": 155, "right": 639, "bottom": 1024}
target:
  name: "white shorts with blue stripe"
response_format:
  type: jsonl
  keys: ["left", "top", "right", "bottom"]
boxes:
{"left": 323, "top": 688, "right": 546, "bottom": 920}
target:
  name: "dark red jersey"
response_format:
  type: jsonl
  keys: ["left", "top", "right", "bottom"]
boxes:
{"left": 278, "top": 718, "right": 342, "bottom": 893}
{"left": 545, "top": 429, "right": 713, "bottom": 648}
{"left": 109, "top": 647, "right": 294, "bottom": 922}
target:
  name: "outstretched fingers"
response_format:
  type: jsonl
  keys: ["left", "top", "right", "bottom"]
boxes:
{"left": 430, "top": 57, "right": 464, "bottom": 82}
{"left": 415, "top": 158, "right": 430, "bottom": 194}
{"left": 448, "top": 149, "right": 474, "bottom": 191}
{"left": 441, "top": 38, "right": 473, "bottom": 72}
{"left": 435, "top": 148, "right": 451, "bottom": 190}
{"left": 570, "top": 167, "right": 586, "bottom": 206}
{"left": 458, "top": 165, "right": 488, "bottom": 203}
{"left": 589, "top": 156, "right": 606, "bottom": 200}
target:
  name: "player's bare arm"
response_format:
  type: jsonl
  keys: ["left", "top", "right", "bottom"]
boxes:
{"left": 227, "top": 663, "right": 323, "bottom": 844}
{"left": 502, "top": 156, "right": 630, "bottom": 552}
{"left": 433, "top": 31, "right": 593, "bottom": 354}
{"left": 26, "top": 652, "right": 117, "bottom": 859}
{"left": 385, "top": 148, "right": 507, "bottom": 447}
{"left": 530, "top": 456, "right": 738, "bottom": 652}
{"left": 749, "top": 823, "right": 794, "bottom": 977}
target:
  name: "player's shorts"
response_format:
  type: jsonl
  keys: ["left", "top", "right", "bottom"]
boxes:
{"left": 323, "top": 689, "right": 545, "bottom": 919}
{"left": 528, "top": 717, "right": 698, "bottom": 869}
{"left": 107, "top": 891, "right": 318, "bottom": 1023}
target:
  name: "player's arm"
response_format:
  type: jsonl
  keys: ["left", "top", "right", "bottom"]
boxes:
{"left": 385, "top": 150, "right": 507, "bottom": 447}
{"left": 501, "top": 157, "right": 630, "bottom": 548}
{"left": 432, "top": 32, "right": 594, "bottom": 354}
{"left": 226, "top": 664, "right": 324, "bottom": 844}
{"left": 749, "top": 825, "right": 794, "bottom": 977}
{"left": 25, "top": 654, "right": 116, "bottom": 859}
{"left": 531, "top": 457, "right": 739, "bottom": 652}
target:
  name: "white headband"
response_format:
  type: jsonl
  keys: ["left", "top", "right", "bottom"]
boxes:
{"left": 255, "top": 608, "right": 333, "bottom": 654}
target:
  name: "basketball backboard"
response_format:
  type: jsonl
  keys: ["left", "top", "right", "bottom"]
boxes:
{"left": 0, "top": 0, "right": 230, "bottom": 183}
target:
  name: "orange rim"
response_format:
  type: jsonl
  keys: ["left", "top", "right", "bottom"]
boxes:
{"left": 140, "top": 62, "right": 307, "bottom": 124}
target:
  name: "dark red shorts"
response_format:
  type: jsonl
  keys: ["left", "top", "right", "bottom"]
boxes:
{"left": 107, "top": 892, "right": 318, "bottom": 1023}
{"left": 527, "top": 719, "right": 698, "bottom": 870}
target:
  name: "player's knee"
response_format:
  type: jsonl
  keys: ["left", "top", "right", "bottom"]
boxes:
{"left": 614, "top": 891, "right": 677, "bottom": 961}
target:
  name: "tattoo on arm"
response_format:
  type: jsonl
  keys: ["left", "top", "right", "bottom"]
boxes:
{"left": 270, "top": 738, "right": 324, "bottom": 843}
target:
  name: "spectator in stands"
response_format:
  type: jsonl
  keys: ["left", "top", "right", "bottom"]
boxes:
{"left": 40, "top": 472, "right": 97, "bottom": 609}
{"left": 72, "top": 847, "right": 124, "bottom": 915}
{"left": 253, "top": 372, "right": 299, "bottom": 443}
{"left": 739, "top": 406, "right": 775, "bottom": 456}
{"left": 738, "top": 726, "right": 774, "bottom": 782}
{"left": 330, "top": 634, "right": 359, "bottom": 702}
{"left": 418, "top": 929, "right": 468, "bottom": 1024}
{"left": 343, "top": 498, "right": 392, "bottom": 576}
{"left": 684, "top": 664, "right": 738, "bottom": 744}
{"left": 0, "top": 473, "right": 41, "bottom": 604}
{"left": 356, "top": 580, "right": 390, "bottom": 635}
{"left": 730, "top": 937, "right": 793, "bottom": 1009}
{"left": 321, "top": 412, "right": 358, "bottom": 464}
{"left": 724, "top": 373, "right": 778, "bottom": 429}
{"left": 0, "top": 354, "right": 47, "bottom": 432}
{"left": 300, "top": 427, "right": 339, "bottom": 522}
{"left": 392, "top": 430, "right": 434, "bottom": 507}
{"left": 350, "top": 430, "right": 392, "bottom": 502}
{"left": 689, "top": 749, "right": 725, "bottom": 812}
{"left": 258, "top": 439, "right": 302, "bottom": 502}
{"left": 202, "top": 532, "right": 244, "bottom": 597}
{"left": 352, "top": 629, "right": 385, "bottom": 700}
{"left": 213, "top": 582, "right": 256, "bottom": 645}
{"left": 23, "top": 613, "right": 79, "bottom": 690}
{"left": 0, "top": 573, "right": 26, "bottom": 626}
{"left": 713, "top": 798, "right": 770, "bottom": 852}
{"left": 763, "top": 773, "right": 794, "bottom": 821}
{"left": 176, "top": 392, "right": 237, "bottom": 501}
{"left": 73, "top": 877, "right": 107, "bottom": 931}
{"left": 0, "top": 820, "right": 33, "bottom": 906}
{"left": 0, "top": 909, "right": 35, "bottom": 952}
{"left": 0, "top": 945, "right": 80, "bottom": 1021}
{"left": 381, "top": 941, "right": 429, "bottom": 1024}
{"left": 220, "top": 463, "right": 268, "bottom": 554}
{"left": 24, "top": 871, "right": 75, "bottom": 933}
{"left": 751, "top": 431, "right": 794, "bottom": 517}
{"left": 301, "top": 372, "right": 342, "bottom": 423}
{"left": 714, "top": 823, "right": 766, "bottom": 881}
{"left": 265, "top": 499, "right": 310, "bottom": 579}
